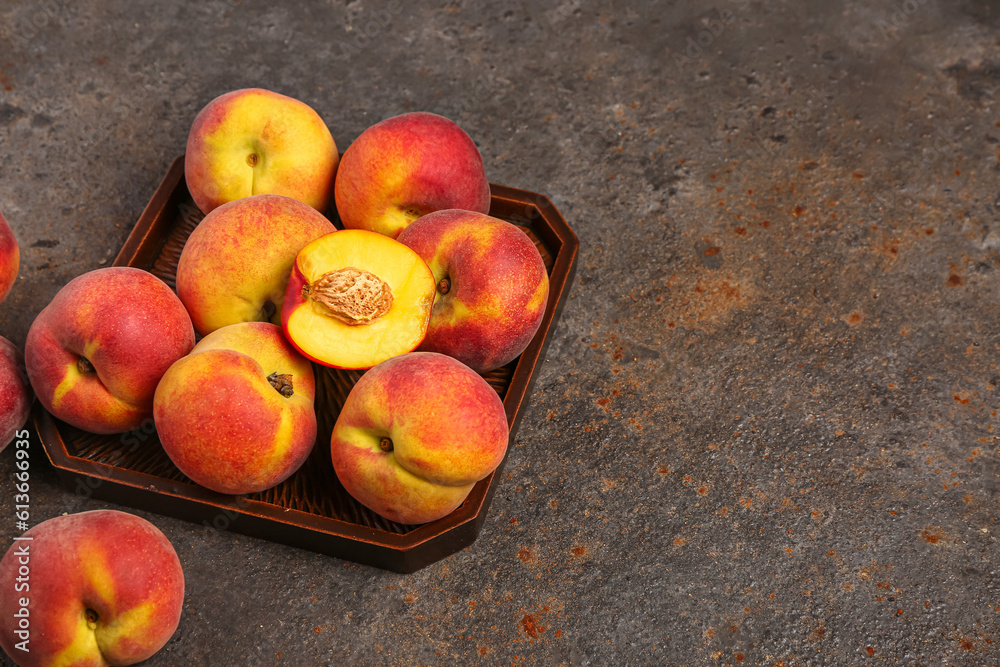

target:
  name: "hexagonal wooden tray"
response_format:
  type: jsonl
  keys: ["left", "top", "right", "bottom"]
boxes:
{"left": 33, "top": 155, "right": 578, "bottom": 573}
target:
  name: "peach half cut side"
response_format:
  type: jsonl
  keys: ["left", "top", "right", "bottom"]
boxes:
{"left": 281, "top": 230, "right": 436, "bottom": 369}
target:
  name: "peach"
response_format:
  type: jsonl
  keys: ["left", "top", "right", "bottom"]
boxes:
{"left": 334, "top": 112, "right": 490, "bottom": 238}
{"left": 185, "top": 88, "right": 339, "bottom": 213}
{"left": 154, "top": 322, "right": 317, "bottom": 495}
{"left": 281, "top": 229, "right": 436, "bottom": 369}
{"left": 331, "top": 352, "right": 509, "bottom": 525}
{"left": 0, "top": 510, "right": 185, "bottom": 667}
{"left": 0, "top": 336, "right": 32, "bottom": 452}
{"left": 175, "top": 193, "right": 336, "bottom": 336}
{"left": 25, "top": 267, "right": 195, "bottom": 434}
{"left": 0, "top": 210, "right": 19, "bottom": 304}
{"left": 397, "top": 209, "right": 549, "bottom": 373}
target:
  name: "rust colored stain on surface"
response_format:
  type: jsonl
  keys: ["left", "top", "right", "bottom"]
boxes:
{"left": 518, "top": 547, "right": 534, "bottom": 563}
{"left": 521, "top": 614, "right": 543, "bottom": 639}
{"left": 920, "top": 529, "right": 943, "bottom": 544}
{"left": 571, "top": 546, "right": 586, "bottom": 557}
{"left": 687, "top": 276, "right": 755, "bottom": 324}
{"left": 947, "top": 273, "right": 964, "bottom": 286}
{"left": 704, "top": 246, "right": 720, "bottom": 256}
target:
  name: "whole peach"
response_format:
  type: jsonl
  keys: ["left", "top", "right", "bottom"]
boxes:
{"left": 25, "top": 267, "right": 195, "bottom": 434}
{"left": 154, "top": 322, "right": 317, "bottom": 495}
{"left": 0, "top": 510, "right": 185, "bottom": 667}
{"left": 0, "top": 336, "right": 32, "bottom": 452}
{"left": 185, "top": 88, "right": 339, "bottom": 213}
{"left": 175, "top": 193, "right": 336, "bottom": 336}
{"left": 397, "top": 209, "right": 549, "bottom": 373}
{"left": 334, "top": 112, "right": 490, "bottom": 238}
{"left": 0, "top": 210, "right": 20, "bottom": 304}
{"left": 331, "top": 352, "right": 508, "bottom": 524}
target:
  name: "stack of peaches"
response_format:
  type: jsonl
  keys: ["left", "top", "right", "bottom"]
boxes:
{"left": 24, "top": 88, "right": 550, "bottom": 527}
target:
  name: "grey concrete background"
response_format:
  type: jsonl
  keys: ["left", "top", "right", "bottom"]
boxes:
{"left": 1, "top": 0, "right": 999, "bottom": 664}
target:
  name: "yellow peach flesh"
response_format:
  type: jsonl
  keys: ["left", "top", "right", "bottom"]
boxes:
{"left": 284, "top": 230, "right": 435, "bottom": 369}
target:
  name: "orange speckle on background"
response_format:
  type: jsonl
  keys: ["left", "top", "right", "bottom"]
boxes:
{"left": 843, "top": 311, "right": 864, "bottom": 326}
{"left": 521, "top": 614, "right": 543, "bottom": 639}
{"left": 920, "top": 529, "right": 942, "bottom": 544}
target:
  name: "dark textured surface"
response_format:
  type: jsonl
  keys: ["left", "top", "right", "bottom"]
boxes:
{"left": 1, "top": 1, "right": 999, "bottom": 665}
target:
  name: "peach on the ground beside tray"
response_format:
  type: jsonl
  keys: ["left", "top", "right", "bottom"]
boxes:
{"left": 0, "top": 210, "right": 19, "bottom": 305}
{"left": 0, "top": 336, "right": 32, "bottom": 452}
{"left": 0, "top": 510, "right": 185, "bottom": 667}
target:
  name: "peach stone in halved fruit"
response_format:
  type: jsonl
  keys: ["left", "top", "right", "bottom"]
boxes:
{"left": 281, "top": 230, "right": 436, "bottom": 369}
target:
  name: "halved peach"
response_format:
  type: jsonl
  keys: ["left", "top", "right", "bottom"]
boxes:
{"left": 281, "top": 230, "right": 436, "bottom": 369}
